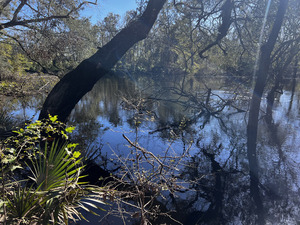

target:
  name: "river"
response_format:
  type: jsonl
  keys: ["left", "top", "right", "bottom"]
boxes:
{"left": 3, "top": 72, "right": 300, "bottom": 224}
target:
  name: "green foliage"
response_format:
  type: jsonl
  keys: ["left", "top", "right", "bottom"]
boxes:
{"left": 0, "top": 81, "right": 18, "bottom": 96}
{"left": 0, "top": 42, "right": 32, "bottom": 77}
{"left": 5, "top": 115, "right": 75, "bottom": 156}
{"left": 20, "top": 17, "right": 99, "bottom": 74}
{"left": 0, "top": 115, "right": 106, "bottom": 224}
{"left": 5, "top": 185, "right": 41, "bottom": 224}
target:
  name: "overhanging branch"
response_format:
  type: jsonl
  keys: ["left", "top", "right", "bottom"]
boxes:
{"left": 0, "top": 1, "right": 97, "bottom": 30}
{"left": 198, "top": 0, "right": 233, "bottom": 58}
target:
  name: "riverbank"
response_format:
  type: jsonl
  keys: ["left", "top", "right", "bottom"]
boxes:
{"left": 0, "top": 73, "right": 59, "bottom": 98}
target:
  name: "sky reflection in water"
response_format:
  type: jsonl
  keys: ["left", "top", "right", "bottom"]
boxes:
{"left": 8, "top": 74, "right": 300, "bottom": 224}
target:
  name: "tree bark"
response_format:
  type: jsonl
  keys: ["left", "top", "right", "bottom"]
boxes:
{"left": 39, "top": 0, "right": 167, "bottom": 122}
{"left": 246, "top": 0, "right": 289, "bottom": 224}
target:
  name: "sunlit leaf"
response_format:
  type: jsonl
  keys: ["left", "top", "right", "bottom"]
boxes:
{"left": 65, "top": 126, "right": 76, "bottom": 133}
{"left": 73, "top": 151, "right": 81, "bottom": 158}
{"left": 49, "top": 115, "right": 58, "bottom": 122}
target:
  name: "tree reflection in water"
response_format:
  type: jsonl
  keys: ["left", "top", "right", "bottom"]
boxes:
{"left": 68, "top": 73, "right": 300, "bottom": 224}
{"left": 67, "top": 73, "right": 300, "bottom": 224}
{"left": 4, "top": 73, "right": 300, "bottom": 224}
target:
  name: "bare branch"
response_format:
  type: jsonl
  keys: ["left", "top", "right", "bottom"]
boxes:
{"left": 12, "top": 0, "right": 27, "bottom": 22}
{"left": 198, "top": 0, "right": 234, "bottom": 58}
{"left": 0, "top": 0, "right": 98, "bottom": 30}
{"left": 123, "top": 134, "right": 174, "bottom": 170}
{"left": 24, "top": 2, "right": 39, "bottom": 14}
{"left": 0, "top": 15, "right": 66, "bottom": 30}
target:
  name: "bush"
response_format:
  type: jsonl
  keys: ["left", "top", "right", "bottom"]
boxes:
{"left": 0, "top": 115, "right": 106, "bottom": 225}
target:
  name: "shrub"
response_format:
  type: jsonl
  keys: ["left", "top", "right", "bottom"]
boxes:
{"left": 0, "top": 115, "right": 106, "bottom": 225}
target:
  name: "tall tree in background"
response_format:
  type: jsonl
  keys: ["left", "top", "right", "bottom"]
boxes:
{"left": 97, "top": 13, "right": 121, "bottom": 46}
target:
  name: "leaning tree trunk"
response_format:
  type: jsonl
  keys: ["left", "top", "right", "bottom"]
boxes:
{"left": 39, "top": 0, "right": 167, "bottom": 122}
{"left": 246, "top": 0, "right": 289, "bottom": 224}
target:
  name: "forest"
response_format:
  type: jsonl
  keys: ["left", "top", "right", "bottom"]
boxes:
{"left": 0, "top": 0, "right": 300, "bottom": 224}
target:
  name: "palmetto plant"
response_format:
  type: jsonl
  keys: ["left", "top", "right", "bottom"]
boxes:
{"left": 5, "top": 185, "right": 41, "bottom": 224}
{"left": 0, "top": 117, "right": 107, "bottom": 225}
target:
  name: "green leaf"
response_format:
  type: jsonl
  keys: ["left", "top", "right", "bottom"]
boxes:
{"left": 73, "top": 151, "right": 81, "bottom": 159}
{"left": 65, "top": 126, "right": 76, "bottom": 133}
{"left": 11, "top": 165, "right": 22, "bottom": 171}
{"left": 49, "top": 115, "right": 58, "bottom": 122}
{"left": 67, "top": 143, "right": 79, "bottom": 149}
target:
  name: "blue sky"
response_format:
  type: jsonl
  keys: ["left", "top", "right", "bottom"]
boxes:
{"left": 81, "top": 0, "right": 137, "bottom": 23}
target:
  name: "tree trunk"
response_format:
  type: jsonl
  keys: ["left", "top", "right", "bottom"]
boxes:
{"left": 288, "top": 56, "right": 299, "bottom": 115}
{"left": 39, "top": 0, "right": 167, "bottom": 122}
{"left": 266, "top": 48, "right": 298, "bottom": 124}
{"left": 246, "top": 0, "right": 289, "bottom": 224}
{"left": 265, "top": 74, "right": 281, "bottom": 125}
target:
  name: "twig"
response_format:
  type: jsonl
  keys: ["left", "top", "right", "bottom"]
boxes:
{"left": 38, "top": 81, "right": 50, "bottom": 92}
{"left": 122, "top": 134, "right": 173, "bottom": 171}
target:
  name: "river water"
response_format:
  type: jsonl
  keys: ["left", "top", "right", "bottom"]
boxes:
{"left": 4, "top": 73, "right": 300, "bottom": 224}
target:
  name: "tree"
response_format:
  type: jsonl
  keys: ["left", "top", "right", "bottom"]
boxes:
{"left": 246, "top": 0, "right": 289, "bottom": 224}
{"left": 39, "top": 0, "right": 167, "bottom": 122}
{"left": 97, "top": 13, "right": 121, "bottom": 47}
{"left": 23, "top": 17, "right": 100, "bottom": 73}
{"left": 0, "top": 0, "right": 98, "bottom": 73}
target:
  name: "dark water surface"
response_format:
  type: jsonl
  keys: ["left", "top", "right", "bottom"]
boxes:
{"left": 5, "top": 73, "right": 300, "bottom": 224}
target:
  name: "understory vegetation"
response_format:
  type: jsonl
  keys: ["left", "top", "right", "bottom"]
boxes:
{"left": 0, "top": 114, "right": 197, "bottom": 225}
{"left": 0, "top": 116, "right": 108, "bottom": 224}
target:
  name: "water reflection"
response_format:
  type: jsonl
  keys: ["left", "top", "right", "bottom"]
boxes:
{"left": 68, "top": 73, "right": 300, "bottom": 224}
{"left": 0, "top": 95, "right": 45, "bottom": 136}
{"left": 2, "top": 73, "right": 300, "bottom": 224}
